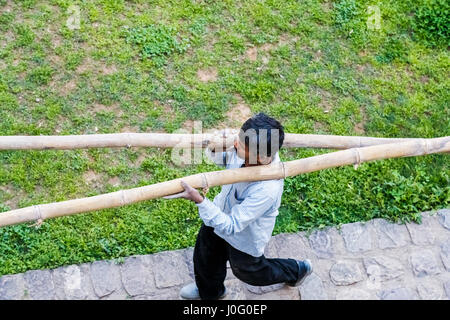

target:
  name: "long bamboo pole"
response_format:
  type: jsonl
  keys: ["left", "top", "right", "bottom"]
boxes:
{"left": 0, "top": 136, "right": 448, "bottom": 228}
{"left": 0, "top": 132, "right": 429, "bottom": 151}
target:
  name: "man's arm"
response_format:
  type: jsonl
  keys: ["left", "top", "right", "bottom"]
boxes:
{"left": 196, "top": 189, "right": 274, "bottom": 236}
{"left": 163, "top": 180, "right": 204, "bottom": 204}
{"left": 164, "top": 181, "right": 274, "bottom": 236}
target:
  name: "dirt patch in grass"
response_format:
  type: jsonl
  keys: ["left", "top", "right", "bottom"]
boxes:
{"left": 152, "top": 100, "right": 178, "bottom": 133}
{"left": 107, "top": 176, "right": 121, "bottom": 187}
{"left": 321, "top": 1, "right": 333, "bottom": 12}
{"left": 3, "top": 198, "right": 19, "bottom": 210}
{"left": 244, "top": 34, "right": 299, "bottom": 64}
{"left": 0, "top": 30, "right": 15, "bottom": 49}
{"left": 358, "top": 50, "right": 368, "bottom": 57}
{"left": 82, "top": 170, "right": 106, "bottom": 190}
{"left": 354, "top": 106, "right": 368, "bottom": 134}
{"left": 218, "top": 94, "right": 252, "bottom": 128}
{"left": 0, "top": 184, "right": 27, "bottom": 210}
{"left": 353, "top": 121, "right": 365, "bottom": 134}
{"left": 314, "top": 49, "right": 323, "bottom": 62}
{"left": 135, "top": 152, "right": 147, "bottom": 167}
{"left": 60, "top": 79, "right": 77, "bottom": 95}
{"left": 180, "top": 118, "right": 207, "bottom": 133}
{"left": 260, "top": 43, "right": 274, "bottom": 52}
{"left": 49, "top": 32, "right": 63, "bottom": 49}
{"left": 420, "top": 75, "right": 430, "bottom": 84}
{"left": 101, "top": 64, "right": 118, "bottom": 75}
{"left": 48, "top": 54, "right": 63, "bottom": 66}
{"left": 181, "top": 119, "right": 195, "bottom": 133}
{"left": 245, "top": 47, "right": 258, "bottom": 61}
{"left": 83, "top": 170, "right": 102, "bottom": 183}
{"left": 197, "top": 68, "right": 218, "bottom": 82}
{"left": 120, "top": 125, "right": 139, "bottom": 133}
{"left": 92, "top": 102, "right": 123, "bottom": 117}
{"left": 317, "top": 89, "right": 333, "bottom": 113}
{"left": 76, "top": 57, "right": 96, "bottom": 74}
{"left": 356, "top": 64, "right": 366, "bottom": 72}
{"left": 314, "top": 121, "right": 328, "bottom": 132}
{"left": 1, "top": 0, "right": 13, "bottom": 13}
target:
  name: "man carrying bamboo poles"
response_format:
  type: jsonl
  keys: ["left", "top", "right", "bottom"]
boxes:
{"left": 164, "top": 112, "right": 313, "bottom": 300}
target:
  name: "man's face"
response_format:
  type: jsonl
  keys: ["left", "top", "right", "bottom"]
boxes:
{"left": 234, "top": 137, "right": 272, "bottom": 166}
{"left": 234, "top": 138, "right": 247, "bottom": 161}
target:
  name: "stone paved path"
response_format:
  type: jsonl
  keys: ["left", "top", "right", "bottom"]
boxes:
{"left": 1, "top": 208, "right": 449, "bottom": 300}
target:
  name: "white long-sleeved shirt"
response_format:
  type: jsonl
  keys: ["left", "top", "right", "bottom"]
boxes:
{"left": 196, "top": 147, "right": 284, "bottom": 257}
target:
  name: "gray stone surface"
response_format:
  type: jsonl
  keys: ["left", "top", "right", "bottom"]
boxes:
{"left": 444, "top": 281, "right": 450, "bottom": 299}
{"left": 222, "top": 279, "right": 246, "bottom": 300}
{"left": 132, "top": 290, "right": 180, "bottom": 300}
{"left": 90, "top": 260, "right": 122, "bottom": 298}
{"left": 340, "top": 222, "right": 372, "bottom": 253}
{"left": 336, "top": 288, "right": 372, "bottom": 300}
{"left": 246, "top": 286, "right": 299, "bottom": 300}
{"left": 120, "top": 255, "right": 155, "bottom": 296}
{"left": 23, "top": 270, "right": 56, "bottom": 300}
{"left": 410, "top": 250, "right": 441, "bottom": 277}
{"left": 379, "top": 287, "right": 419, "bottom": 300}
{"left": 308, "top": 229, "right": 334, "bottom": 259}
{"left": 52, "top": 265, "right": 95, "bottom": 300}
{"left": 298, "top": 273, "right": 327, "bottom": 300}
{"left": 1, "top": 209, "right": 448, "bottom": 301}
{"left": 273, "top": 233, "right": 311, "bottom": 260}
{"left": 150, "top": 250, "right": 192, "bottom": 288}
{"left": 373, "top": 219, "right": 410, "bottom": 249}
{"left": 184, "top": 247, "right": 195, "bottom": 279}
{"left": 406, "top": 217, "right": 435, "bottom": 245}
{"left": 440, "top": 239, "right": 450, "bottom": 271}
{"left": 245, "top": 283, "right": 284, "bottom": 295}
{"left": 0, "top": 274, "right": 26, "bottom": 300}
{"left": 437, "top": 209, "right": 450, "bottom": 230}
{"left": 416, "top": 280, "right": 444, "bottom": 300}
{"left": 363, "top": 256, "right": 404, "bottom": 282}
{"left": 329, "top": 261, "right": 364, "bottom": 286}
{"left": 264, "top": 237, "right": 279, "bottom": 258}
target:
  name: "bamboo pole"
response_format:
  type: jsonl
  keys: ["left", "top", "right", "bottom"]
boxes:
{"left": 0, "top": 132, "right": 429, "bottom": 151}
{"left": 0, "top": 136, "right": 448, "bottom": 228}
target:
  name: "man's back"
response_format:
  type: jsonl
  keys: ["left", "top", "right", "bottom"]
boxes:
{"left": 198, "top": 147, "right": 284, "bottom": 257}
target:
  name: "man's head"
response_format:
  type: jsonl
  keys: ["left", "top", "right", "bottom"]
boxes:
{"left": 234, "top": 112, "right": 284, "bottom": 166}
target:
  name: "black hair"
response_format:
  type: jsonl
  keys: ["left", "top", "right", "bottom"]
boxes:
{"left": 238, "top": 112, "right": 285, "bottom": 158}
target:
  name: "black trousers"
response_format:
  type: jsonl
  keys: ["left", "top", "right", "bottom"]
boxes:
{"left": 193, "top": 224, "right": 300, "bottom": 300}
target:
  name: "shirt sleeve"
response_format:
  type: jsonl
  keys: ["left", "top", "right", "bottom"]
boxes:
{"left": 196, "top": 187, "right": 275, "bottom": 236}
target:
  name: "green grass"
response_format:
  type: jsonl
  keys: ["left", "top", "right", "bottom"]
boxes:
{"left": 0, "top": 0, "right": 448, "bottom": 276}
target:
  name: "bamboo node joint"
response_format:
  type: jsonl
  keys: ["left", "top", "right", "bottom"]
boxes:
{"left": 120, "top": 190, "right": 126, "bottom": 206}
{"left": 201, "top": 173, "right": 209, "bottom": 189}
{"left": 126, "top": 133, "right": 132, "bottom": 148}
{"left": 421, "top": 138, "right": 430, "bottom": 155}
{"left": 29, "top": 205, "right": 44, "bottom": 228}
{"left": 201, "top": 173, "right": 210, "bottom": 196}
{"left": 281, "top": 162, "right": 287, "bottom": 179}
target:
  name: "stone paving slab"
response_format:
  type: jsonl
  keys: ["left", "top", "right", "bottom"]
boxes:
{"left": 0, "top": 209, "right": 449, "bottom": 300}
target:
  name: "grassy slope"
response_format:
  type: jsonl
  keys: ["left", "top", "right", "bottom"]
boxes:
{"left": 0, "top": 0, "right": 448, "bottom": 275}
